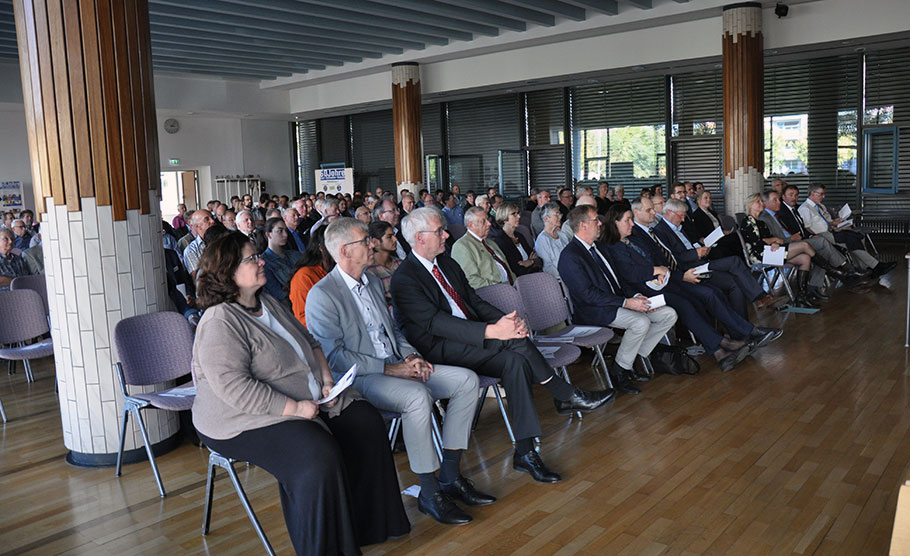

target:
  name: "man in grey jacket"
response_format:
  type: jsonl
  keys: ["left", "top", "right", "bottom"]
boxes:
{"left": 306, "top": 217, "right": 495, "bottom": 527}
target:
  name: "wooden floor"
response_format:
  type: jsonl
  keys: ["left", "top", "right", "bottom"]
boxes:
{"left": 2, "top": 246, "right": 909, "bottom": 556}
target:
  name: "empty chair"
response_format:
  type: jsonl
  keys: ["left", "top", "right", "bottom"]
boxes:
{"left": 202, "top": 450, "right": 276, "bottom": 556}
{"left": 113, "top": 311, "right": 195, "bottom": 497}
{"left": 515, "top": 272, "right": 615, "bottom": 389}
{"left": 11, "top": 275, "right": 49, "bottom": 325}
{"left": 0, "top": 289, "right": 54, "bottom": 383}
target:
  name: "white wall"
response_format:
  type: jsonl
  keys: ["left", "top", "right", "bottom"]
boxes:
{"left": 0, "top": 104, "right": 36, "bottom": 213}
{"left": 240, "top": 119, "right": 294, "bottom": 195}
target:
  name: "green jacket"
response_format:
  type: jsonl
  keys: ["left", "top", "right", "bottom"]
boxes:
{"left": 451, "top": 231, "right": 516, "bottom": 290}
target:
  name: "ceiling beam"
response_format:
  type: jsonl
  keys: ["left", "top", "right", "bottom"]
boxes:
{"left": 153, "top": 53, "right": 306, "bottom": 74}
{"left": 147, "top": 4, "right": 423, "bottom": 52}
{"left": 562, "top": 0, "right": 619, "bottom": 16}
{"left": 298, "top": 0, "right": 504, "bottom": 35}
{"left": 153, "top": 64, "right": 280, "bottom": 80}
{"left": 149, "top": 29, "right": 362, "bottom": 64}
{"left": 504, "top": 0, "right": 586, "bottom": 21}
{"left": 366, "top": 0, "right": 527, "bottom": 31}
{"left": 223, "top": 0, "right": 475, "bottom": 41}
{"left": 433, "top": 0, "right": 555, "bottom": 26}
{"left": 150, "top": 40, "right": 341, "bottom": 67}
{"left": 151, "top": 49, "right": 325, "bottom": 72}
{"left": 148, "top": 20, "right": 386, "bottom": 59}
{"left": 153, "top": 59, "right": 290, "bottom": 78}
{"left": 624, "top": 0, "right": 653, "bottom": 8}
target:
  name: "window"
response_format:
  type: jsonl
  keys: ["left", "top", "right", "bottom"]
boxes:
{"left": 764, "top": 114, "right": 808, "bottom": 176}
{"left": 863, "top": 127, "right": 898, "bottom": 193}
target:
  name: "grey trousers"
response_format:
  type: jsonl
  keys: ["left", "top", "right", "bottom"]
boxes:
{"left": 813, "top": 231, "right": 878, "bottom": 273}
{"left": 805, "top": 236, "right": 845, "bottom": 287}
{"left": 609, "top": 306, "right": 678, "bottom": 370}
{"left": 354, "top": 365, "right": 479, "bottom": 474}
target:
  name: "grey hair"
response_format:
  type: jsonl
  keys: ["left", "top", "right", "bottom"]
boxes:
{"left": 807, "top": 183, "right": 826, "bottom": 195}
{"left": 323, "top": 197, "right": 340, "bottom": 210}
{"left": 630, "top": 197, "right": 644, "bottom": 213}
{"left": 474, "top": 194, "right": 489, "bottom": 207}
{"left": 314, "top": 198, "right": 325, "bottom": 213}
{"left": 0, "top": 228, "right": 13, "bottom": 240}
{"left": 324, "top": 217, "right": 368, "bottom": 260}
{"left": 663, "top": 198, "right": 688, "bottom": 214}
{"left": 401, "top": 206, "right": 444, "bottom": 246}
{"left": 464, "top": 206, "right": 487, "bottom": 227}
{"left": 760, "top": 191, "right": 774, "bottom": 203}
{"left": 575, "top": 194, "right": 596, "bottom": 208}
{"left": 372, "top": 199, "right": 395, "bottom": 221}
{"left": 541, "top": 201, "right": 562, "bottom": 220}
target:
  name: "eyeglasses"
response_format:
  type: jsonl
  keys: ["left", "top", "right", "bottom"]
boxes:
{"left": 381, "top": 208, "right": 400, "bottom": 214}
{"left": 343, "top": 236, "right": 371, "bottom": 248}
{"left": 417, "top": 227, "right": 446, "bottom": 237}
{"left": 239, "top": 253, "right": 262, "bottom": 265}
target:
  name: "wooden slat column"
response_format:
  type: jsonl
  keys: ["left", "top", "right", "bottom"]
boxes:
{"left": 392, "top": 62, "right": 422, "bottom": 196}
{"left": 722, "top": 2, "right": 764, "bottom": 215}
{"left": 14, "top": 0, "right": 175, "bottom": 465}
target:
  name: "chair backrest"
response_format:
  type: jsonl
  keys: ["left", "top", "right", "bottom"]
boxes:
{"left": 11, "top": 275, "right": 49, "bottom": 317}
{"left": 519, "top": 210, "right": 532, "bottom": 230}
{"left": 515, "top": 224, "right": 534, "bottom": 249}
{"left": 0, "top": 289, "right": 49, "bottom": 344}
{"left": 114, "top": 311, "right": 195, "bottom": 387}
{"left": 514, "top": 272, "right": 570, "bottom": 331}
{"left": 475, "top": 283, "right": 526, "bottom": 320}
{"left": 719, "top": 214, "right": 737, "bottom": 232}
{"left": 448, "top": 223, "right": 467, "bottom": 241}
{"left": 734, "top": 212, "right": 746, "bottom": 226}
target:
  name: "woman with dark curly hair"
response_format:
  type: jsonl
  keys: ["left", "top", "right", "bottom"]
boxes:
{"left": 192, "top": 232, "right": 409, "bottom": 556}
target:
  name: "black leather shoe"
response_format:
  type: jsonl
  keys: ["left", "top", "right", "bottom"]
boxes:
{"left": 749, "top": 327, "right": 783, "bottom": 348}
{"left": 417, "top": 491, "right": 472, "bottom": 525}
{"left": 513, "top": 450, "right": 561, "bottom": 483}
{"left": 716, "top": 345, "right": 750, "bottom": 372}
{"left": 872, "top": 261, "right": 896, "bottom": 277}
{"left": 440, "top": 476, "right": 496, "bottom": 506}
{"left": 554, "top": 387, "right": 615, "bottom": 415}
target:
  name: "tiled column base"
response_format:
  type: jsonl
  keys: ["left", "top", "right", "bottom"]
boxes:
{"left": 724, "top": 166, "right": 764, "bottom": 216}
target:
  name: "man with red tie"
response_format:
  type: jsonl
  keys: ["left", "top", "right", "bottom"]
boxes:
{"left": 451, "top": 207, "right": 516, "bottom": 289}
{"left": 390, "top": 207, "right": 614, "bottom": 485}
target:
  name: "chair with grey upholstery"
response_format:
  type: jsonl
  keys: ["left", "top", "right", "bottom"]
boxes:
{"left": 515, "top": 272, "right": 615, "bottom": 390}
{"left": 11, "top": 275, "right": 49, "bottom": 327}
{"left": 113, "top": 311, "right": 195, "bottom": 497}
{"left": 0, "top": 289, "right": 54, "bottom": 383}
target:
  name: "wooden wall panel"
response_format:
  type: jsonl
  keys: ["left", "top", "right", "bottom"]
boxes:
{"left": 15, "top": 0, "right": 157, "bottom": 221}
{"left": 722, "top": 7, "right": 764, "bottom": 177}
{"left": 392, "top": 63, "right": 423, "bottom": 189}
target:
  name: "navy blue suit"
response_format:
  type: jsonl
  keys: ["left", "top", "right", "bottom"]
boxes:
{"left": 652, "top": 219, "right": 764, "bottom": 318}
{"left": 557, "top": 238, "right": 625, "bottom": 326}
{"left": 606, "top": 228, "right": 754, "bottom": 353}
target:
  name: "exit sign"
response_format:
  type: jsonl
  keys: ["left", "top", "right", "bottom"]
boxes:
{"left": 168, "top": 158, "right": 180, "bottom": 166}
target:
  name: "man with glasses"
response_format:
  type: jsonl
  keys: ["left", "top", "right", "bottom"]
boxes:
{"left": 441, "top": 192, "right": 465, "bottom": 228}
{"left": 374, "top": 199, "right": 410, "bottom": 257}
{"left": 183, "top": 210, "right": 216, "bottom": 275}
{"left": 451, "top": 207, "right": 515, "bottom": 289}
{"left": 391, "top": 208, "right": 614, "bottom": 486}
{"left": 556, "top": 187, "right": 574, "bottom": 218}
{"left": 307, "top": 217, "right": 491, "bottom": 526}
{"left": 9, "top": 219, "right": 33, "bottom": 251}
{"left": 558, "top": 206, "right": 677, "bottom": 391}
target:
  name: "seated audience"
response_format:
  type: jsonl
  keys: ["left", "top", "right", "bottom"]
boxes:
{"left": 20, "top": 209, "right": 38, "bottom": 234}
{"left": 306, "top": 218, "right": 492, "bottom": 526}
{"left": 354, "top": 206, "right": 372, "bottom": 225}
{"left": 10, "top": 219, "right": 33, "bottom": 251}
{"left": 390, "top": 208, "right": 614, "bottom": 484}
{"left": 22, "top": 240, "right": 43, "bottom": 275}
{"left": 192, "top": 232, "right": 409, "bottom": 555}
{"left": 530, "top": 189, "right": 552, "bottom": 236}
{"left": 183, "top": 210, "right": 216, "bottom": 275}
{"left": 603, "top": 202, "right": 781, "bottom": 372}
{"left": 374, "top": 199, "right": 409, "bottom": 258}
{"left": 172, "top": 203, "right": 187, "bottom": 232}
{"left": 0, "top": 228, "right": 31, "bottom": 287}
{"left": 491, "top": 202, "right": 541, "bottom": 277}
{"left": 288, "top": 227, "right": 335, "bottom": 328}
{"left": 451, "top": 207, "right": 515, "bottom": 289}
{"left": 558, "top": 206, "right": 678, "bottom": 393}
{"left": 235, "top": 210, "right": 256, "bottom": 238}
{"left": 221, "top": 209, "right": 237, "bottom": 231}
{"left": 691, "top": 190, "right": 722, "bottom": 242}
{"left": 262, "top": 217, "right": 302, "bottom": 305}
{"left": 441, "top": 192, "right": 465, "bottom": 228}
{"left": 534, "top": 202, "right": 572, "bottom": 280}
{"left": 556, "top": 187, "right": 574, "bottom": 217}
{"left": 596, "top": 181, "right": 613, "bottom": 215}
{"left": 365, "top": 221, "right": 401, "bottom": 306}
{"left": 741, "top": 193, "right": 818, "bottom": 307}
{"left": 309, "top": 197, "right": 341, "bottom": 237}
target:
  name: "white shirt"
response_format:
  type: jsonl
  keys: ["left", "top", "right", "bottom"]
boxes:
{"left": 798, "top": 198, "right": 831, "bottom": 235}
{"left": 338, "top": 269, "right": 393, "bottom": 360}
{"left": 393, "top": 227, "right": 407, "bottom": 260}
{"left": 255, "top": 305, "right": 322, "bottom": 400}
{"left": 468, "top": 230, "right": 509, "bottom": 284}
{"left": 413, "top": 251, "right": 468, "bottom": 319}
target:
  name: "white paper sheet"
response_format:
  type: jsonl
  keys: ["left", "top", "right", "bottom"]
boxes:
{"left": 703, "top": 227, "right": 725, "bottom": 248}
{"left": 536, "top": 346, "right": 561, "bottom": 356}
{"left": 839, "top": 203, "right": 852, "bottom": 219}
{"left": 762, "top": 245, "right": 786, "bottom": 266}
{"left": 835, "top": 218, "right": 853, "bottom": 230}
{"left": 647, "top": 294, "right": 667, "bottom": 309}
{"left": 647, "top": 270, "right": 670, "bottom": 291}
{"left": 692, "top": 263, "right": 710, "bottom": 275}
{"left": 318, "top": 364, "right": 357, "bottom": 405}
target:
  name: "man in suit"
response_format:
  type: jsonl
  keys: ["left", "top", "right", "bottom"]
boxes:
{"left": 558, "top": 206, "right": 678, "bottom": 392}
{"left": 614, "top": 198, "right": 781, "bottom": 371}
{"left": 654, "top": 198, "right": 782, "bottom": 316}
{"left": 390, "top": 208, "right": 614, "bottom": 484}
{"left": 373, "top": 199, "right": 411, "bottom": 257}
{"left": 669, "top": 183, "right": 700, "bottom": 239}
{"left": 760, "top": 190, "right": 866, "bottom": 300}
{"left": 451, "top": 207, "right": 516, "bottom": 289}
{"left": 306, "top": 217, "right": 493, "bottom": 525}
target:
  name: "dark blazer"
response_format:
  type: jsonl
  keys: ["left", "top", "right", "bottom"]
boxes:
{"left": 652, "top": 219, "right": 701, "bottom": 269}
{"left": 777, "top": 202, "right": 810, "bottom": 237}
{"left": 557, "top": 238, "right": 625, "bottom": 326}
{"left": 604, "top": 240, "right": 664, "bottom": 297}
{"left": 692, "top": 207, "right": 721, "bottom": 240}
{"left": 491, "top": 228, "right": 540, "bottom": 277}
{"left": 390, "top": 253, "right": 504, "bottom": 364}
{"left": 396, "top": 228, "right": 412, "bottom": 254}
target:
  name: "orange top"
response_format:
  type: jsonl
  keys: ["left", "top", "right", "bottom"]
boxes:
{"left": 288, "top": 265, "right": 329, "bottom": 328}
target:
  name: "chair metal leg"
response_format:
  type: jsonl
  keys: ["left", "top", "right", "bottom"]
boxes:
{"left": 202, "top": 455, "right": 218, "bottom": 536}
{"left": 387, "top": 417, "right": 401, "bottom": 452}
{"left": 430, "top": 413, "right": 444, "bottom": 461}
{"left": 491, "top": 386, "right": 515, "bottom": 443}
{"left": 592, "top": 345, "right": 615, "bottom": 389}
{"left": 132, "top": 407, "right": 166, "bottom": 497}
{"left": 115, "top": 407, "right": 130, "bottom": 477}
{"left": 558, "top": 366, "right": 583, "bottom": 421}
{"left": 23, "top": 359, "right": 35, "bottom": 383}
{"left": 223, "top": 459, "right": 276, "bottom": 556}
{"left": 471, "top": 386, "right": 489, "bottom": 431}
{"left": 0, "top": 397, "right": 7, "bottom": 423}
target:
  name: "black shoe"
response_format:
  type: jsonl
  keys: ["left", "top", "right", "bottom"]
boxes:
{"left": 807, "top": 285, "right": 829, "bottom": 301}
{"left": 554, "top": 387, "right": 615, "bottom": 415}
{"left": 749, "top": 327, "right": 783, "bottom": 348}
{"left": 609, "top": 363, "right": 641, "bottom": 394}
{"left": 417, "top": 491, "right": 472, "bottom": 525}
{"left": 872, "top": 261, "right": 896, "bottom": 277}
{"left": 440, "top": 476, "right": 496, "bottom": 507}
{"left": 716, "top": 345, "right": 750, "bottom": 372}
{"left": 513, "top": 450, "right": 561, "bottom": 483}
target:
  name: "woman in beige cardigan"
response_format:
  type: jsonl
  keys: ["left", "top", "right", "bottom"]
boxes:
{"left": 193, "top": 232, "right": 409, "bottom": 556}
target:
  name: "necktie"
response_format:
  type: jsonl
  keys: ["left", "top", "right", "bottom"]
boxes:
{"left": 589, "top": 246, "right": 621, "bottom": 294}
{"left": 815, "top": 205, "right": 830, "bottom": 231}
{"left": 789, "top": 205, "right": 808, "bottom": 235}
{"left": 649, "top": 230, "right": 678, "bottom": 270}
{"left": 432, "top": 264, "right": 472, "bottom": 318}
{"left": 481, "top": 239, "right": 513, "bottom": 285}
